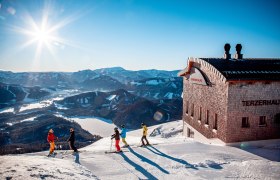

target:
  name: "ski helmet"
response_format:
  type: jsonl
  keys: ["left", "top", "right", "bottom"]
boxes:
{"left": 114, "top": 127, "right": 118, "bottom": 130}
{"left": 121, "top": 125, "right": 125, "bottom": 128}
{"left": 141, "top": 123, "right": 145, "bottom": 126}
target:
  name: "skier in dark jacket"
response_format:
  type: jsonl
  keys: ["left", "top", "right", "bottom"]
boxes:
{"left": 68, "top": 128, "right": 78, "bottom": 153}
{"left": 111, "top": 127, "right": 121, "bottom": 152}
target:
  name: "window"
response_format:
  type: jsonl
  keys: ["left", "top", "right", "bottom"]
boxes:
{"left": 213, "top": 113, "right": 218, "bottom": 130}
{"left": 274, "top": 113, "right": 280, "bottom": 125}
{"left": 242, "top": 117, "right": 249, "bottom": 128}
{"left": 198, "top": 106, "right": 202, "bottom": 120}
{"left": 259, "top": 116, "right": 266, "bottom": 126}
{"left": 205, "top": 110, "right": 209, "bottom": 125}
{"left": 191, "top": 103, "right": 194, "bottom": 117}
{"left": 187, "top": 128, "right": 194, "bottom": 138}
{"left": 186, "top": 101, "right": 189, "bottom": 114}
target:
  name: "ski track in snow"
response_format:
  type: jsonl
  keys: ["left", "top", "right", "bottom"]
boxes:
{"left": 1, "top": 120, "right": 280, "bottom": 179}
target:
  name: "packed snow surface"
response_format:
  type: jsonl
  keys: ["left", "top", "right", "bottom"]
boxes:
{"left": 1, "top": 120, "right": 280, "bottom": 180}
{"left": 0, "top": 155, "right": 97, "bottom": 180}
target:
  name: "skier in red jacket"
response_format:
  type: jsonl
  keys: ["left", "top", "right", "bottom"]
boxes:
{"left": 47, "top": 129, "right": 58, "bottom": 156}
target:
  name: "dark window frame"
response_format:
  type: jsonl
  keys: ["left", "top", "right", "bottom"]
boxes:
{"left": 259, "top": 116, "right": 267, "bottom": 126}
{"left": 186, "top": 101, "right": 189, "bottom": 114}
{"left": 274, "top": 113, "right": 280, "bottom": 126}
{"left": 213, "top": 113, "right": 218, "bottom": 130}
{"left": 198, "top": 106, "right": 202, "bottom": 121}
{"left": 191, "top": 103, "right": 194, "bottom": 117}
{"left": 242, "top": 117, "right": 250, "bottom": 128}
{"left": 205, "top": 110, "right": 209, "bottom": 125}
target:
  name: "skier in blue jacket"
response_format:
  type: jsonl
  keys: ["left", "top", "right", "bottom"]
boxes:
{"left": 120, "top": 125, "right": 129, "bottom": 147}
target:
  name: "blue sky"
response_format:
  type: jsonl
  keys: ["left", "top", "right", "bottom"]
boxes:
{"left": 0, "top": 0, "right": 279, "bottom": 72}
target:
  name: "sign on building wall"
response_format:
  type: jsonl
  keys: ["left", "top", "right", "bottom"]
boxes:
{"left": 242, "top": 100, "right": 280, "bottom": 106}
{"left": 189, "top": 67, "right": 208, "bottom": 86}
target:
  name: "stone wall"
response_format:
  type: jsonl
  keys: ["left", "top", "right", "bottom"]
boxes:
{"left": 182, "top": 58, "right": 280, "bottom": 143}
{"left": 226, "top": 81, "right": 280, "bottom": 142}
{"left": 183, "top": 58, "right": 228, "bottom": 142}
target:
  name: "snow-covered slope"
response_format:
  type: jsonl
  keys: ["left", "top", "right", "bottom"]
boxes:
{"left": 1, "top": 120, "right": 280, "bottom": 180}
{"left": 0, "top": 155, "right": 97, "bottom": 180}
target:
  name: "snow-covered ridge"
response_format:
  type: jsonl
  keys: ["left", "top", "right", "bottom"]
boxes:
{"left": 5, "top": 116, "right": 38, "bottom": 126}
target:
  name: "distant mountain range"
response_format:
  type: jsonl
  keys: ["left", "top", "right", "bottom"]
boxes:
{"left": 0, "top": 67, "right": 180, "bottom": 88}
{"left": 0, "top": 67, "right": 182, "bottom": 107}
{"left": 0, "top": 67, "right": 183, "bottom": 154}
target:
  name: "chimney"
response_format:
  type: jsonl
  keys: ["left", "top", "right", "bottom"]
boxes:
{"left": 223, "top": 43, "right": 231, "bottom": 59}
{"left": 234, "top": 44, "right": 243, "bottom": 59}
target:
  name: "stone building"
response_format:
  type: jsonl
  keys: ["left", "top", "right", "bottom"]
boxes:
{"left": 179, "top": 44, "right": 280, "bottom": 144}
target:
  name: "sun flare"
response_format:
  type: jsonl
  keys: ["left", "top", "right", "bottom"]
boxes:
{"left": 12, "top": 14, "right": 64, "bottom": 60}
{"left": 32, "top": 28, "right": 52, "bottom": 43}
{"left": 10, "top": 3, "right": 82, "bottom": 61}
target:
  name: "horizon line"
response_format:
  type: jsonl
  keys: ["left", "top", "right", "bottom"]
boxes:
{"left": 0, "top": 66, "right": 181, "bottom": 73}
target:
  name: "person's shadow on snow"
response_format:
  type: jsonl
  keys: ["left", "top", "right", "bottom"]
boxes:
{"left": 119, "top": 152, "right": 157, "bottom": 180}
{"left": 146, "top": 146, "right": 198, "bottom": 170}
{"left": 128, "top": 147, "right": 170, "bottom": 174}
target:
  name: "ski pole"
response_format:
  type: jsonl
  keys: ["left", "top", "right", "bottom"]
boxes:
{"left": 110, "top": 139, "right": 113, "bottom": 152}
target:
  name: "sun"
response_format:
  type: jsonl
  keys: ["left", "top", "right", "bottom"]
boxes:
{"left": 12, "top": 14, "right": 64, "bottom": 59}
{"left": 8, "top": 0, "right": 88, "bottom": 67}
{"left": 18, "top": 18, "right": 61, "bottom": 60}
{"left": 32, "top": 28, "right": 52, "bottom": 43}
{"left": 10, "top": 4, "right": 82, "bottom": 61}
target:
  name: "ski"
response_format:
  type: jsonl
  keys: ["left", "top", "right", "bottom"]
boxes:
{"left": 105, "top": 150, "right": 128, "bottom": 154}
{"left": 46, "top": 150, "right": 85, "bottom": 158}
{"left": 121, "top": 145, "right": 130, "bottom": 148}
{"left": 132, "top": 144, "right": 159, "bottom": 148}
{"left": 60, "top": 150, "right": 84, "bottom": 155}
{"left": 46, "top": 152, "right": 57, "bottom": 158}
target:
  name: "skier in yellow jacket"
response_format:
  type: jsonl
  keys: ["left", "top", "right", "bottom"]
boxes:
{"left": 141, "top": 123, "right": 150, "bottom": 147}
